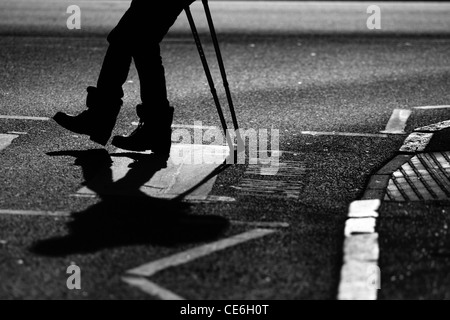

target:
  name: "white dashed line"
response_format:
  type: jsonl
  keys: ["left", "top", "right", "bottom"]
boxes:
{"left": 7, "top": 131, "right": 27, "bottom": 135}
{"left": 413, "top": 105, "right": 450, "bottom": 110}
{"left": 300, "top": 131, "right": 388, "bottom": 138}
{"left": 0, "top": 115, "right": 50, "bottom": 121}
{"left": 230, "top": 221, "right": 290, "bottom": 229}
{"left": 380, "top": 109, "right": 411, "bottom": 135}
{"left": 0, "top": 209, "right": 70, "bottom": 217}
{"left": 347, "top": 199, "right": 380, "bottom": 219}
{"left": 132, "top": 123, "right": 218, "bottom": 130}
{"left": 338, "top": 200, "right": 381, "bottom": 300}
{"left": 344, "top": 218, "right": 377, "bottom": 237}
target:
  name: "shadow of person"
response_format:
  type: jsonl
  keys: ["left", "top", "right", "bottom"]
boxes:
{"left": 30, "top": 149, "right": 229, "bottom": 257}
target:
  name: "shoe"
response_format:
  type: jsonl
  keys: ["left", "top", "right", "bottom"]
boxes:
{"left": 112, "top": 104, "right": 174, "bottom": 156}
{"left": 53, "top": 87, "right": 122, "bottom": 146}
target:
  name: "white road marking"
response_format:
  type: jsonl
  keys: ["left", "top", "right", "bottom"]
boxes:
{"left": 121, "top": 277, "right": 185, "bottom": 300}
{"left": 300, "top": 131, "right": 388, "bottom": 138}
{"left": 414, "top": 120, "right": 450, "bottom": 132}
{"left": 399, "top": 132, "right": 434, "bottom": 153}
{"left": 70, "top": 193, "right": 236, "bottom": 203}
{"left": 380, "top": 109, "right": 411, "bottom": 135}
{"left": 0, "top": 115, "right": 50, "bottom": 121}
{"left": 413, "top": 105, "right": 450, "bottom": 110}
{"left": 77, "top": 144, "right": 230, "bottom": 200}
{"left": 338, "top": 257, "right": 379, "bottom": 300}
{"left": 132, "top": 123, "right": 218, "bottom": 130}
{"left": 0, "top": 209, "right": 70, "bottom": 217}
{"left": 7, "top": 131, "right": 27, "bottom": 135}
{"left": 183, "top": 195, "right": 236, "bottom": 203}
{"left": 230, "top": 221, "right": 290, "bottom": 228}
{"left": 0, "top": 134, "right": 19, "bottom": 151}
{"left": 344, "top": 218, "right": 376, "bottom": 237}
{"left": 338, "top": 200, "right": 381, "bottom": 300}
{"left": 348, "top": 200, "right": 380, "bottom": 218}
{"left": 343, "top": 233, "right": 379, "bottom": 263}
{"left": 127, "top": 229, "right": 276, "bottom": 277}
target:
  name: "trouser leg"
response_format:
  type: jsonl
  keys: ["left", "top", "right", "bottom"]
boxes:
{"left": 96, "top": 43, "right": 133, "bottom": 100}
{"left": 132, "top": 44, "right": 170, "bottom": 113}
{"left": 107, "top": 0, "right": 193, "bottom": 111}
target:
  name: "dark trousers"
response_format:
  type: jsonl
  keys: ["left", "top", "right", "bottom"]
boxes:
{"left": 96, "top": 0, "right": 195, "bottom": 114}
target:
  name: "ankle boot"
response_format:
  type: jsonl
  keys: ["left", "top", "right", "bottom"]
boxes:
{"left": 112, "top": 104, "right": 174, "bottom": 156}
{"left": 53, "top": 87, "right": 122, "bottom": 146}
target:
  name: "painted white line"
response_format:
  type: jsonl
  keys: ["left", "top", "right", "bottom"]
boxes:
{"left": 300, "top": 131, "right": 388, "bottom": 138}
{"left": 348, "top": 200, "right": 380, "bottom": 218}
{"left": 399, "top": 132, "right": 434, "bottom": 153}
{"left": 0, "top": 115, "right": 50, "bottom": 121}
{"left": 77, "top": 144, "right": 230, "bottom": 199}
{"left": 0, "top": 209, "right": 70, "bottom": 217}
{"left": 0, "top": 134, "right": 19, "bottom": 151}
{"left": 180, "top": 195, "right": 236, "bottom": 203}
{"left": 343, "top": 233, "right": 379, "bottom": 263}
{"left": 338, "top": 259, "right": 379, "bottom": 300}
{"left": 380, "top": 109, "right": 411, "bottom": 135}
{"left": 338, "top": 200, "right": 381, "bottom": 300}
{"left": 230, "top": 221, "right": 290, "bottom": 228}
{"left": 344, "top": 218, "right": 376, "bottom": 237}
{"left": 413, "top": 105, "right": 450, "bottom": 110}
{"left": 414, "top": 120, "right": 450, "bottom": 132}
{"left": 7, "top": 131, "right": 27, "bottom": 135}
{"left": 132, "top": 123, "right": 218, "bottom": 130}
{"left": 127, "top": 229, "right": 276, "bottom": 277}
{"left": 70, "top": 193, "right": 237, "bottom": 203}
{"left": 122, "top": 277, "right": 185, "bottom": 300}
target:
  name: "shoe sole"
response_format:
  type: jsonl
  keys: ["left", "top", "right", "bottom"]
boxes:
{"left": 53, "top": 113, "right": 110, "bottom": 146}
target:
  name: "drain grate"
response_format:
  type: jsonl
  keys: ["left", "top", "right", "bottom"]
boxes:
{"left": 385, "top": 152, "right": 450, "bottom": 201}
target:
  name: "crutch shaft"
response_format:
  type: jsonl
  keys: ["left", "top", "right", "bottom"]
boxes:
{"left": 185, "top": 6, "right": 234, "bottom": 150}
{"left": 201, "top": 0, "right": 240, "bottom": 132}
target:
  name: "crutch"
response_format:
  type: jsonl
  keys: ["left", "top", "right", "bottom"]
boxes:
{"left": 185, "top": 0, "right": 243, "bottom": 152}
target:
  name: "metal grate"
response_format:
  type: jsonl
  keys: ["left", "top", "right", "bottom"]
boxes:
{"left": 385, "top": 152, "right": 450, "bottom": 201}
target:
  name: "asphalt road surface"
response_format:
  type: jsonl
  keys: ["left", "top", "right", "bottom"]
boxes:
{"left": 0, "top": 1, "right": 450, "bottom": 300}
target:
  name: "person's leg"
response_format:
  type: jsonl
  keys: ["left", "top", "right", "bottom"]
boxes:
{"left": 96, "top": 43, "right": 132, "bottom": 100}
{"left": 124, "top": 0, "right": 192, "bottom": 107}
{"left": 52, "top": 4, "right": 137, "bottom": 146}
{"left": 111, "top": 1, "right": 194, "bottom": 155}
{"left": 133, "top": 44, "right": 170, "bottom": 110}
{"left": 111, "top": 43, "right": 174, "bottom": 155}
